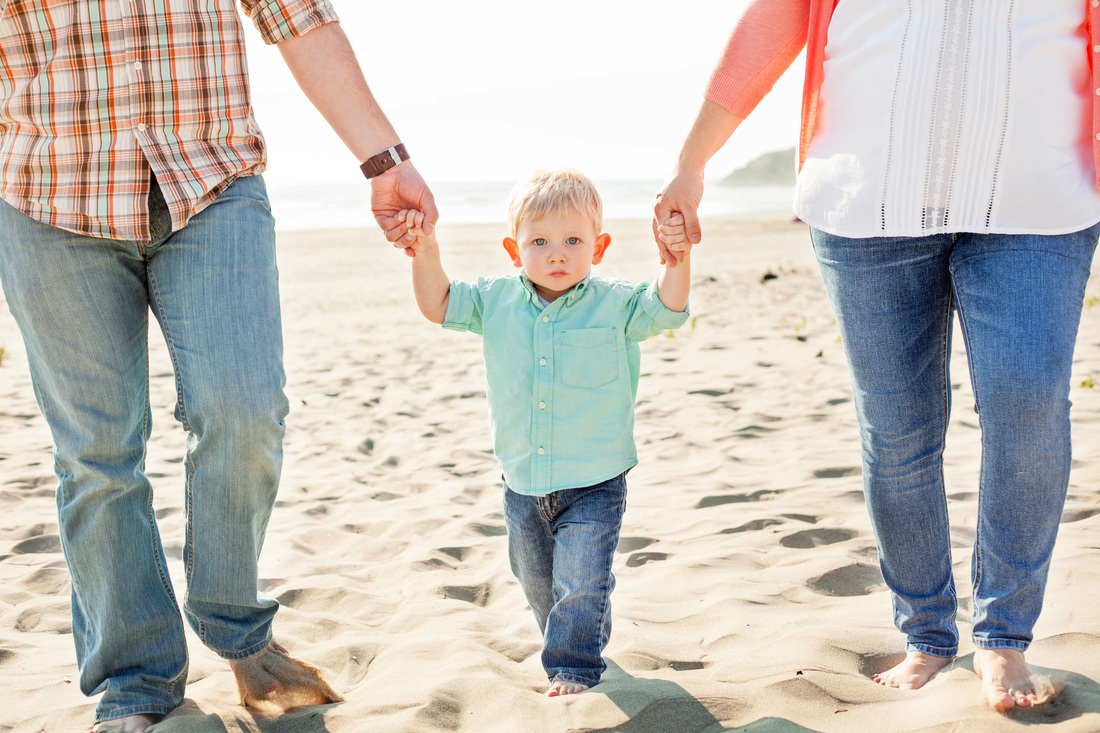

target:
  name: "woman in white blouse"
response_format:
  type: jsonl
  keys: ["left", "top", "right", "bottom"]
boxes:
{"left": 655, "top": 0, "right": 1100, "bottom": 711}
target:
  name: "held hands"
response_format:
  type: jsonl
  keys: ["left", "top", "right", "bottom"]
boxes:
{"left": 396, "top": 209, "right": 438, "bottom": 254}
{"left": 652, "top": 170, "right": 703, "bottom": 266}
{"left": 371, "top": 162, "right": 439, "bottom": 257}
{"left": 656, "top": 213, "right": 694, "bottom": 259}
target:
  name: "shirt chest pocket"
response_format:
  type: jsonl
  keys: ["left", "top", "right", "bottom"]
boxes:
{"left": 560, "top": 327, "right": 620, "bottom": 389}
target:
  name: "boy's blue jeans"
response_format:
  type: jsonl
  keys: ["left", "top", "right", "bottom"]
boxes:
{"left": 0, "top": 175, "right": 288, "bottom": 723}
{"left": 810, "top": 224, "right": 1099, "bottom": 657}
{"left": 503, "top": 473, "right": 627, "bottom": 688}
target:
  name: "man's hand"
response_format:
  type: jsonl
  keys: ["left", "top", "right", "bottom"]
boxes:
{"left": 657, "top": 213, "right": 695, "bottom": 258}
{"left": 652, "top": 169, "right": 703, "bottom": 267}
{"left": 371, "top": 162, "right": 439, "bottom": 256}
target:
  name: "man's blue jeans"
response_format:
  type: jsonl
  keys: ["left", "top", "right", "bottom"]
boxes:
{"left": 0, "top": 175, "right": 288, "bottom": 722}
{"left": 810, "top": 224, "right": 1100, "bottom": 657}
{"left": 503, "top": 473, "right": 627, "bottom": 688}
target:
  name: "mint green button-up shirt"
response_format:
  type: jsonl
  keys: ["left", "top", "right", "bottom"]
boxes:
{"left": 443, "top": 274, "right": 689, "bottom": 496}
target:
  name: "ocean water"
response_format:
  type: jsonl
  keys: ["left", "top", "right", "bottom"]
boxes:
{"left": 266, "top": 179, "right": 796, "bottom": 232}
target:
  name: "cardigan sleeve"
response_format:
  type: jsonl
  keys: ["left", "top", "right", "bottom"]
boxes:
{"left": 704, "top": 0, "right": 812, "bottom": 122}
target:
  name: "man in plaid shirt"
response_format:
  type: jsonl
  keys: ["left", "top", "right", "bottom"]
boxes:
{"left": 0, "top": 1, "right": 435, "bottom": 730}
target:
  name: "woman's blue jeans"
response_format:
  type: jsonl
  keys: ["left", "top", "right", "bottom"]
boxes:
{"left": 503, "top": 473, "right": 627, "bottom": 688}
{"left": 810, "top": 224, "right": 1099, "bottom": 657}
{"left": 0, "top": 175, "right": 288, "bottom": 722}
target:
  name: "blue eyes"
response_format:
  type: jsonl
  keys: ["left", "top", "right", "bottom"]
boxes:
{"left": 532, "top": 237, "right": 581, "bottom": 246}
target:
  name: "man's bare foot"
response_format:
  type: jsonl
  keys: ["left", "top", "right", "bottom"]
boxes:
{"left": 229, "top": 640, "right": 344, "bottom": 713}
{"left": 973, "top": 648, "right": 1051, "bottom": 711}
{"left": 88, "top": 714, "right": 164, "bottom": 733}
{"left": 547, "top": 679, "right": 589, "bottom": 697}
{"left": 872, "top": 651, "right": 953, "bottom": 689}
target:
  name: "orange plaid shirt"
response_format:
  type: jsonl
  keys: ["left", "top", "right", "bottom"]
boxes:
{"left": 0, "top": 0, "right": 338, "bottom": 241}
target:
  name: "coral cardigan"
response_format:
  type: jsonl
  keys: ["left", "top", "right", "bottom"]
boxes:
{"left": 704, "top": 0, "right": 1100, "bottom": 187}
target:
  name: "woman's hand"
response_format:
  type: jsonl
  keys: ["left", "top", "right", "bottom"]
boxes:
{"left": 653, "top": 169, "right": 704, "bottom": 266}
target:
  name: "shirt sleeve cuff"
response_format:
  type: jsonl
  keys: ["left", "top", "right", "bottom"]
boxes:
{"left": 642, "top": 280, "right": 690, "bottom": 329}
{"left": 247, "top": 0, "right": 340, "bottom": 45}
{"left": 442, "top": 280, "right": 477, "bottom": 333}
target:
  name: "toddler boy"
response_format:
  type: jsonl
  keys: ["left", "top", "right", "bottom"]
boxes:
{"left": 401, "top": 169, "right": 693, "bottom": 696}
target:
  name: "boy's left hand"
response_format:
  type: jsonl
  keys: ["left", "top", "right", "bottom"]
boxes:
{"left": 657, "top": 213, "right": 694, "bottom": 257}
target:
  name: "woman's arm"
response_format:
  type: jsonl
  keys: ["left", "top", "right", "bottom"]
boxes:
{"left": 654, "top": 0, "right": 812, "bottom": 264}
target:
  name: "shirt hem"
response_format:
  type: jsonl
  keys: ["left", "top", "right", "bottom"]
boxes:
{"left": 504, "top": 460, "right": 638, "bottom": 497}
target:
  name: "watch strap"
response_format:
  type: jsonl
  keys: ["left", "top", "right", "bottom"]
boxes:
{"left": 360, "top": 143, "right": 409, "bottom": 179}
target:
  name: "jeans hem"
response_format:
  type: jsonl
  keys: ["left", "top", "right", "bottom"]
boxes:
{"left": 211, "top": 634, "right": 273, "bottom": 661}
{"left": 972, "top": 639, "right": 1029, "bottom": 653}
{"left": 95, "top": 704, "right": 175, "bottom": 724}
{"left": 905, "top": 642, "right": 957, "bottom": 658}
{"left": 552, "top": 672, "right": 600, "bottom": 688}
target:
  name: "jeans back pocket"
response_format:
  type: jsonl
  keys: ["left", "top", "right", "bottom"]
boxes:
{"left": 560, "top": 327, "right": 619, "bottom": 389}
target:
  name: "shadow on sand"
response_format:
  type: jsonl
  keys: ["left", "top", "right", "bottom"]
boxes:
{"left": 580, "top": 661, "right": 823, "bottom": 733}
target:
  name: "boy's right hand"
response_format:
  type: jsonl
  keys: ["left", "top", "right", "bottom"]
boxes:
{"left": 397, "top": 209, "right": 438, "bottom": 254}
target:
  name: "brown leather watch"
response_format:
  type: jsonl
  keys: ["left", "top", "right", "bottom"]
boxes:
{"left": 360, "top": 143, "right": 409, "bottom": 179}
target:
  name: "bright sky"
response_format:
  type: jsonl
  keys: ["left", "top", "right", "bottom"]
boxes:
{"left": 244, "top": 1, "right": 804, "bottom": 185}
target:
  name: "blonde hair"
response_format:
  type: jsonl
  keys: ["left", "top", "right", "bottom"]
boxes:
{"left": 507, "top": 169, "right": 603, "bottom": 238}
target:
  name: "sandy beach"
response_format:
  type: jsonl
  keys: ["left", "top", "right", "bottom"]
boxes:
{"left": 2, "top": 214, "right": 1100, "bottom": 732}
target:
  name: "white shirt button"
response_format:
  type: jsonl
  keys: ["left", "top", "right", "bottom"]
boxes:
{"left": 538, "top": 401, "right": 546, "bottom": 409}
{"left": 1094, "top": 45, "right": 1100, "bottom": 53}
{"left": 1093, "top": 1, "right": 1098, "bottom": 8}
{"left": 537, "top": 447, "right": 545, "bottom": 455}
{"left": 133, "top": 61, "right": 142, "bottom": 70}
{"left": 136, "top": 123, "right": 147, "bottom": 132}
{"left": 1094, "top": 88, "right": 1100, "bottom": 96}
{"left": 542, "top": 315, "right": 549, "bottom": 323}
{"left": 539, "top": 358, "right": 547, "bottom": 366}
{"left": 1095, "top": 133, "right": 1100, "bottom": 141}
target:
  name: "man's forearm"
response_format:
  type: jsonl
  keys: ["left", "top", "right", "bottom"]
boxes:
{"left": 277, "top": 22, "right": 398, "bottom": 162}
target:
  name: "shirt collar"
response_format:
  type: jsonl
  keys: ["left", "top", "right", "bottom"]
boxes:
{"left": 519, "top": 273, "right": 591, "bottom": 307}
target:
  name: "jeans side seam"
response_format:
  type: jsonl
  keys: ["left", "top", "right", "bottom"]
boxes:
{"left": 147, "top": 269, "right": 192, "bottom": 433}
{"left": 936, "top": 287, "right": 959, "bottom": 619}
{"left": 140, "top": 322, "right": 180, "bottom": 609}
{"left": 146, "top": 267, "right": 199, "bottom": 627}
{"left": 951, "top": 273, "right": 986, "bottom": 608}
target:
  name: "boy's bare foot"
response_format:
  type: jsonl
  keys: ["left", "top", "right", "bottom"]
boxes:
{"left": 872, "top": 651, "right": 952, "bottom": 689}
{"left": 88, "top": 714, "right": 164, "bottom": 733}
{"left": 973, "top": 648, "right": 1049, "bottom": 711}
{"left": 229, "top": 640, "right": 344, "bottom": 713}
{"left": 547, "top": 679, "right": 589, "bottom": 697}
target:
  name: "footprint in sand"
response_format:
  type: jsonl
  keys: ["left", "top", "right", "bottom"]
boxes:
{"left": 439, "top": 583, "right": 491, "bottom": 607}
{"left": 438, "top": 546, "right": 472, "bottom": 561}
{"left": 469, "top": 523, "right": 507, "bottom": 537}
{"left": 696, "top": 490, "right": 778, "bottom": 509}
{"left": 1061, "top": 507, "right": 1100, "bottom": 523}
{"left": 720, "top": 518, "right": 782, "bottom": 534}
{"left": 626, "top": 552, "right": 669, "bottom": 568}
{"left": 780, "top": 527, "right": 858, "bottom": 549}
{"left": 808, "top": 563, "right": 885, "bottom": 597}
{"left": 812, "top": 467, "right": 860, "bottom": 479}
{"left": 12, "top": 534, "right": 61, "bottom": 555}
{"left": 617, "top": 536, "right": 657, "bottom": 553}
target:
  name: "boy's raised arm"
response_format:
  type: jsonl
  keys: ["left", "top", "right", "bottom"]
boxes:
{"left": 402, "top": 210, "right": 451, "bottom": 324}
{"left": 655, "top": 214, "right": 693, "bottom": 312}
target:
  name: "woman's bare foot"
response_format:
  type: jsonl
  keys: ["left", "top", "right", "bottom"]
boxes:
{"left": 872, "top": 651, "right": 953, "bottom": 689}
{"left": 973, "top": 648, "right": 1050, "bottom": 711}
{"left": 88, "top": 714, "right": 164, "bottom": 733}
{"left": 547, "top": 679, "right": 590, "bottom": 697}
{"left": 229, "top": 639, "right": 344, "bottom": 713}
